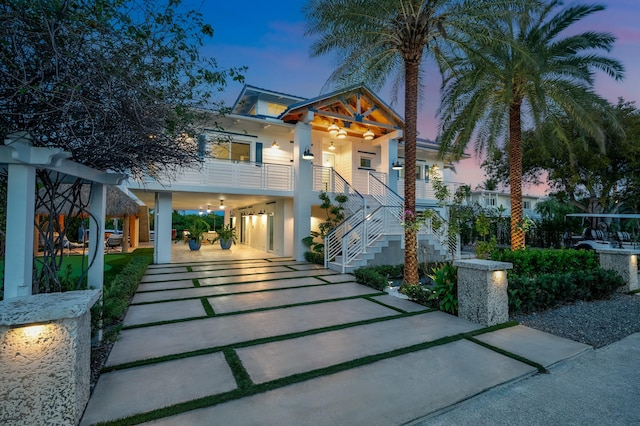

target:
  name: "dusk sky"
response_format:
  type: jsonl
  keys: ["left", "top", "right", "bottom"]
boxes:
{"left": 197, "top": 1, "right": 640, "bottom": 195}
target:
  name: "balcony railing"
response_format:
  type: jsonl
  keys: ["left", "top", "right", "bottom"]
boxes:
{"left": 397, "top": 178, "right": 464, "bottom": 202}
{"left": 136, "top": 158, "right": 294, "bottom": 192}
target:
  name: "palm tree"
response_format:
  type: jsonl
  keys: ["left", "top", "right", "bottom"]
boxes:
{"left": 437, "top": 0, "right": 624, "bottom": 250}
{"left": 304, "top": 0, "right": 495, "bottom": 284}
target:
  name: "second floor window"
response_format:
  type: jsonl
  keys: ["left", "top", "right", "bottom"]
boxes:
{"left": 523, "top": 201, "right": 531, "bottom": 209}
{"left": 211, "top": 141, "right": 251, "bottom": 162}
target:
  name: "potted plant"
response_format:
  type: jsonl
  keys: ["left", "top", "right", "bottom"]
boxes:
{"left": 184, "top": 218, "right": 209, "bottom": 251}
{"left": 213, "top": 224, "right": 237, "bottom": 249}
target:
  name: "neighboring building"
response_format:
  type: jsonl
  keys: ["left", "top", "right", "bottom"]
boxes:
{"left": 469, "top": 190, "right": 543, "bottom": 219}
{"left": 126, "top": 84, "right": 466, "bottom": 271}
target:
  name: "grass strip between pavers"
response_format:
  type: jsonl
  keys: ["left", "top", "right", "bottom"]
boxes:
{"left": 95, "top": 322, "right": 529, "bottom": 426}
{"left": 129, "top": 280, "right": 365, "bottom": 306}
{"left": 363, "top": 295, "right": 433, "bottom": 314}
{"left": 223, "top": 349, "right": 253, "bottom": 390}
{"left": 138, "top": 264, "right": 312, "bottom": 284}
{"left": 122, "top": 292, "right": 387, "bottom": 330}
{"left": 201, "top": 298, "right": 215, "bottom": 316}
{"left": 192, "top": 278, "right": 200, "bottom": 287}
{"left": 186, "top": 266, "right": 193, "bottom": 272}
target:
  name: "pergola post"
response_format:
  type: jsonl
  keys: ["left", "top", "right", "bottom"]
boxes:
{"left": 88, "top": 183, "right": 106, "bottom": 292}
{"left": 154, "top": 192, "right": 172, "bottom": 264}
{"left": 4, "top": 163, "right": 36, "bottom": 299}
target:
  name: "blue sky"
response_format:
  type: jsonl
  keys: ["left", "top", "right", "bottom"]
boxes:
{"left": 197, "top": 0, "right": 640, "bottom": 194}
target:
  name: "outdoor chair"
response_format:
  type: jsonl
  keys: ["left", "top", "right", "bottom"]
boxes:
{"left": 105, "top": 233, "right": 123, "bottom": 252}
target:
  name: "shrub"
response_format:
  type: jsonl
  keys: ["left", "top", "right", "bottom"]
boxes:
{"left": 92, "top": 254, "right": 150, "bottom": 337}
{"left": 508, "top": 268, "right": 624, "bottom": 315}
{"left": 400, "top": 283, "right": 435, "bottom": 307}
{"left": 304, "top": 251, "right": 324, "bottom": 265}
{"left": 428, "top": 263, "right": 458, "bottom": 314}
{"left": 353, "top": 264, "right": 403, "bottom": 291}
{"left": 491, "top": 248, "right": 598, "bottom": 277}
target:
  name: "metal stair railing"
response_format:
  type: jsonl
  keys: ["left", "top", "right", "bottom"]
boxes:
{"left": 324, "top": 208, "right": 364, "bottom": 269}
{"left": 313, "top": 165, "right": 365, "bottom": 215}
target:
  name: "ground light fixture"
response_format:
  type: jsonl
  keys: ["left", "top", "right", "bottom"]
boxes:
{"left": 392, "top": 160, "right": 404, "bottom": 170}
{"left": 302, "top": 147, "right": 314, "bottom": 160}
{"left": 363, "top": 129, "right": 374, "bottom": 140}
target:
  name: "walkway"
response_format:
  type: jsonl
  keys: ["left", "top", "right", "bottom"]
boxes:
{"left": 81, "top": 258, "right": 591, "bottom": 425}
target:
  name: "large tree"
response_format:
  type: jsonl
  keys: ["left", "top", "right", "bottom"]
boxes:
{"left": 437, "top": 0, "right": 624, "bottom": 249}
{"left": 304, "top": 0, "right": 497, "bottom": 284}
{"left": 0, "top": 0, "right": 243, "bottom": 292}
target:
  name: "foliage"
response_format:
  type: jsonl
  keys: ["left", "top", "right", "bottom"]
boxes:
{"left": 0, "top": 0, "right": 244, "bottom": 290}
{"left": 304, "top": 251, "right": 325, "bottom": 265}
{"left": 438, "top": 0, "right": 624, "bottom": 250}
{"left": 427, "top": 263, "right": 458, "bottom": 314}
{"left": 173, "top": 212, "right": 223, "bottom": 236}
{"left": 354, "top": 264, "right": 404, "bottom": 291}
{"left": 475, "top": 237, "right": 498, "bottom": 260}
{"left": 304, "top": 0, "right": 489, "bottom": 286}
{"left": 491, "top": 248, "right": 598, "bottom": 277}
{"left": 508, "top": 268, "right": 624, "bottom": 315}
{"left": 92, "top": 253, "right": 151, "bottom": 337}
{"left": 303, "top": 191, "right": 348, "bottom": 258}
{"left": 184, "top": 218, "right": 210, "bottom": 242}
{"left": 212, "top": 224, "right": 237, "bottom": 245}
{"left": 400, "top": 283, "right": 434, "bottom": 307}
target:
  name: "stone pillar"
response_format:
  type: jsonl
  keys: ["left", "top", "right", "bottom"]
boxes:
{"left": 0, "top": 291, "right": 99, "bottom": 425}
{"left": 293, "top": 121, "right": 314, "bottom": 261}
{"left": 597, "top": 249, "right": 639, "bottom": 292}
{"left": 4, "top": 163, "right": 36, "bottom": 299}
{"left": 154, "top": 192, "right": 173, "bottom": 264}
{"left": 453, "top": 259, "right": 513, "bottom": 326}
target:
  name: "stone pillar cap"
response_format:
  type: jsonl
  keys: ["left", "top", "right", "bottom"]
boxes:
{"left": 0, "top": 290, "right": 100, "bottom": 326}
{"left": 453, "top": 258, "right": 513, "bottom": 271}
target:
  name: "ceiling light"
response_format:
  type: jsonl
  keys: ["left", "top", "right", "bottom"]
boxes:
{"left": 329, "top": 141, "right": 336, "bottom": 151}
{"left": 207, "top": 204, "right": 211, "bottom": 213}
{"left": 219, "top": 200, "right": 225, "bottom": 209}
{"left": 328, "top": 123, "right": 339, "bottom": 136}
{"left": 271, "top": 140, "right": 280, "bottom": 149}
{"left": 336, "top": 128, "right": 347, "bottom": 139}
{"left": 363, "top": 129, "right": 374, "bottom": 140}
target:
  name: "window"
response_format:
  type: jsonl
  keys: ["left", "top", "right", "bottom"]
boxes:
{"left": 360, "top": 157, "right": 372, "bottom": 169}
{"left": 523, "top": 201, "right": 531, "bottom": 209}
{"left": 267, "top": 102, "right": 287, "bottom": 116}
{"left": 210, "top": 141, "right": 251, "bottom": 161}
{"left": 415, "top": 165, "right": 421, "bottom": 180}
{"left": 424, "top": 164, "right": 430, "bottom": 181}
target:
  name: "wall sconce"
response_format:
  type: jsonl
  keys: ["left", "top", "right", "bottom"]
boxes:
{"left": 302, "top": 147, "right": 314, "bottom": 160}
{"left": 363, "top": 129, "right": 374, "bottom": 140}
{"left": 271, "top": 140, "right": 280, "bottom": 149}
{"left": 248, "top": 211, "right": 254, "bottom": 216}
{"left": 392, "top": 160, "right": 404, "bottom": 170}
{"left": 328, "top": 123, "right": 339, "bottom": 136}
{"left": 258, "top": 210, "right": 265, "bottom": 215}
{"left": 336, "top": 128, "right": 347, "bottom": 139}
{"left": 329, "top": 141, "right": 336, "bottom": 151}
{"left": 219, "top": 200, "right": 225, "bottom": 209}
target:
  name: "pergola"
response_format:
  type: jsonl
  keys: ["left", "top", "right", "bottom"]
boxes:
{"left": 1, "top": 131, "right": 126, "bottom": 300}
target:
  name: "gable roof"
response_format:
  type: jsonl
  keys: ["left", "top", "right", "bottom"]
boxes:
{"left": 279, "top": 84, "right": 403, "bottom": 139}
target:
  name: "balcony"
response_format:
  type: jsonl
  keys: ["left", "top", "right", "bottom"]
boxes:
{"left": 131, "top": 158, "right": 294, "bottom": 192}
{"left": 397, "top": 178, "right": 464, "bottom": 203}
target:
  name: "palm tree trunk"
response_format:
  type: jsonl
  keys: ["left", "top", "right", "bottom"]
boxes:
{"left": 403, "top": 59, "right": 420, "bottom": 285}
{"left": 509, "top": 99, "right": 524, "bottom": 250}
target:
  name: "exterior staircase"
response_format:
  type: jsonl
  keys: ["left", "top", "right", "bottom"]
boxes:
{"left": 323, "top": 171, "right": 458, "bottom": 273}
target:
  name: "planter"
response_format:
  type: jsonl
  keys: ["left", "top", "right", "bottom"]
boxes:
{"left": 188, "top": 239, "right": 202, "bottom": 251}
{"left": 219, "top": 238, "right": 232, "bottom": 250}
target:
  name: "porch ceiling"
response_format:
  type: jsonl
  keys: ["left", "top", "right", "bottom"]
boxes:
{"left": 129, "top": 189, "right": 288, "bottom": 212}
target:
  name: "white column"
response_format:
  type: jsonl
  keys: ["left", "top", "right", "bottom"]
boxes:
{"left": 4, "top": 164, "right": 36, "bottom": 299}
{"left": 88, "top": 183, "right": 106, "bottom": 292}
{"left": 293, "top": 122, "right": 314, "bottom": 261}
{"left": 381, "top": 137, "right": 399, "bottom": 195}
{"left": 154, "top": 192, "right": 173, "bottom": 264}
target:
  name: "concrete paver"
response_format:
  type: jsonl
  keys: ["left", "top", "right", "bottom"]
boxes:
{"left": 371, "top": 294, "right": 429, "bottom": 312}
{"left": 208, "top": 282, "right": 381, "bottom": 314}
{"left": 143, "top": 266, "right": 189, "bottom": 275}
{"left": 198, "top": 269, "right": 335, "bottom": 286}
{"left": 318, "top": 273, "right": 356, "bottom": 283}
{"left": 137, "top": 280, "right": 195, "bottom": 292}
{"left": 81, "top": 352, "right": 236, "bottom": 425}
{"left": 123, "top": 299, "right": 207, "bottom": 327}
{"left": 106, "top": 298, "right": 399, "bottom": 367}
{"left": 140, "top": 265, "right": 294, "bottom": 283}
{"left": 145, "top": 340, "right": 536, "bottom": 426}
{"left": 132, "top": 276, "right": 326, "bottom": 304}
{"left": 475, "top": 324, "right": 592, "bottom": 368}
{"left": 237, "top": 311, "right": 481, "bottom": 383}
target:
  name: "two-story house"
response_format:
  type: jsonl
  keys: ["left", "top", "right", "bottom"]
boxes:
{"left": 126, "top": 84, "right": 464, "bottom": 271}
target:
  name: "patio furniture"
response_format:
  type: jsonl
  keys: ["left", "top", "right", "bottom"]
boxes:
{"left": 105, "top": 233, "right": 123, "bottom": 252}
